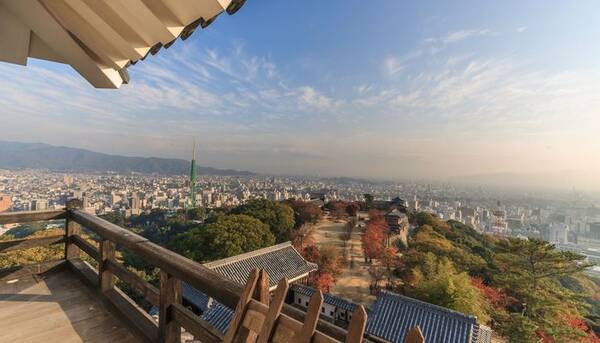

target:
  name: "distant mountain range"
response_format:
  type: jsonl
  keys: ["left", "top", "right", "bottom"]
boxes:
{"left": 0, "top": 141, "right": 253, "bottom": 176}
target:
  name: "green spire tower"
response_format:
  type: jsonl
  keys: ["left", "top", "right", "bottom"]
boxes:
{"left": 190, "top": 142, "right": 198, "bottom": 208}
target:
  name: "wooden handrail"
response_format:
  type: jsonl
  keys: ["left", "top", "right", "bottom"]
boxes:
{"left": 0, "top": 209, "right": 66, "bottom": 225}
{"left": 70, "top": 209, "right": 243, "bottom": 308}
{"left": 0, "top": 206, "right": 353, "bottom": 342}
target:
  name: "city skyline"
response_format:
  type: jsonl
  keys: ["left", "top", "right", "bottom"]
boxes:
{"left": 1, "top": 1, "right": 599, "bottom": 190}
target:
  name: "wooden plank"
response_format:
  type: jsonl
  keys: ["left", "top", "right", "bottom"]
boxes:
{"left": 223, "top": 268, "right": 260, "bottom": 343}
{"left": 254, "top": 269, "right": 270, "bottom": 306}
{"left": 65, "top": 217, "right": 81, "bottom": 259}
{"left": 345, "top": 305, "right": 367, "bottom": 343}
{"left": 171, "top": 303, "right": 223, "bottom": 343}
{"left": 257, "top": 278, "right": 289, "bottom": 343}
{"left": 0, "top": 260, "right": 66, "bottom": 282}
{"left": 283, "top": 302, "right": 348, "bottom": 342}
{"left": 67, "top": 258, "right": 158, "bottom": 342}
{"left": 72, "top": 235, "right": 100, "bottom": 261}
{"left": 104, "top": 288, "right": 159, "bottom": 342}
{"left": 293, "top": 290, "right": 324, "bottom": 343}
{"left": 159, "top": 270, "right": 181, "bottom": 343}
{"left": 0, "top": 235, "right": 64, "bottom": 253}
{"left": 99, "top": 240, "right": 115, "bottom": 292}
{"left": 404, "top": 327, "right": 424, "bottom": 343}
{"left": 107, "top": 260, "right": 159, "bottom": 305}
{"left": 0, "top": 209, "right": 66, "bottom": 225}
{"left": 65, "top": 199, "right": 82, "bottom": 260}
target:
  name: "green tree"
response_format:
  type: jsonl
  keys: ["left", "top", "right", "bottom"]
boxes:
{"left": 494, "top": 238, "right": 592, "bottom": 341}
{"left": 405, "top": 253, "right": 490, "bottom": 324}
{"left": 363, "top": 194, "right": 374, "bottom": 210}
{"left": 231, "top": 199, "right": 294, "bottom": 242}
{"left": 171, "top": 214, "right": 275, "bottom": 262}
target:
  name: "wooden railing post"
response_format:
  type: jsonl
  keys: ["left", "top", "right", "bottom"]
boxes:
{"left": 99, "top": 240, "right": 115, "bottom": 292}
{"left": 65, "top": 198, "right": 83, "bottom": 260}
{"left": 159, "top": 270, "right": 181, "bottom": 343}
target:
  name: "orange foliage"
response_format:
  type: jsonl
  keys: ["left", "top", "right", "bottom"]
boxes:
{"left": 470, "top": 277, "right": 513, "bottom": 309}
{"left": 314, "top": 273, "right": 335, "bottom": 292}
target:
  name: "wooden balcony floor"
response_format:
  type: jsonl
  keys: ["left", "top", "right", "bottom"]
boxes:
{"left": 0, "top": 265, "right": 142, "bottom": 343}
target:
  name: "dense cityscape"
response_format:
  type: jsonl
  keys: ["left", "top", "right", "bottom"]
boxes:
{"left": 2, "top": 168, "right": 600, "bottom": 254}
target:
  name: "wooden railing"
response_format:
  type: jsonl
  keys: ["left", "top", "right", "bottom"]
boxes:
{"left": 0, "top": 199, "right": 353, "bottom": 343}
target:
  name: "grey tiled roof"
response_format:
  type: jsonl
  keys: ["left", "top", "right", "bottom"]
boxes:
{"left": 180, "top": 242, "right": 318, "bottom": 334}
{"left": 181, "top": 282, "right": 212, "bottom": 312}
{"left": 366, "top": 291, "right": 491, "bottom": 343}
{"left": 204, "top": 241, "right": 318, "bottom": 289}
{"left": 201, "top": 301, "right": 233, "bottom": 334}
{"left": 291, "top": 284, "right": 358, "bottom": 312}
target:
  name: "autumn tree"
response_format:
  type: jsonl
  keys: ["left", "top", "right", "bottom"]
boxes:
{"left": 362, "top": 223, "right": 384, "bottom": 263}
{"left": 288, "top": 200, "right": 323, "bottom": 228}
{"left": 327, "top": 201, "right": 348, "bottom": 221}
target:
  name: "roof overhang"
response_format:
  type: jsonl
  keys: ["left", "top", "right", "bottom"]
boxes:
{"left": 0, "top": 0, "right": 246, "bottom": 88}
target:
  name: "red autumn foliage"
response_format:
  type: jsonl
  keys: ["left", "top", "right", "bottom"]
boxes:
{"left": 381, "top": 247, "right": 399, "bottom": 270}
{"left": 301, "top": 244, "right": 320, "bottom": 263}
{"left": 567, "top": 317, "right": 600, "bottom": 342}
{"left": 330, "top": 201, "right": 348, "bottom": 220}
{"left": 470, "top": 277, "right": 512, "bottom": 309}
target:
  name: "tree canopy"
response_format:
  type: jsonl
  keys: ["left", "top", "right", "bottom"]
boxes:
{"left": 171, "top": 214, "right": 275, "bottom": 262}
{"left": 397, "top": 212, "right": 599, "bottom": 342}
{"left": 231, "top": 199, "right": 294, "bottom": 242}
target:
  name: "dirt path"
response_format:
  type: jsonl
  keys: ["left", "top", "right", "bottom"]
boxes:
{"left": 310, "top": 216, "right": 376, "bottom": 306}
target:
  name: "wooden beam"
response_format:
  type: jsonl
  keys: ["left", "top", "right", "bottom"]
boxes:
{"left": 103, "top": 0, "right": 179, "bottom": 45}
{"left": 70, "top": 210, "right": 350, "bottom": 341}
{"left": 0, "top": 209, "right": 66, "bottom": 225}
{"left": 404, "top": 327, "right": 425, "bottom": 343}
{"left": 99, "top": 240, "right": 115, "bottom": 292}
{"left": 171, "top": 303, "right": 223, "bottom": 343}
{"left": 1, "top": 0, "right": 122, "bottom": 88}
{"left": 65, "top": 204, "right": 82, "bottom": 260}
{"left": 257, "top": 278, "right": 289, "bottom": 343}
{"left": 293, "top": 290, "right": 324, "bottom": 343}
{"left": 42, "top": 0, "right": 128, "bottom": 69}
{"left": 80, "top": 0, "right": 150, "bottom": 57}
{"left": 0, "top": 235, "right": 64, "bottom": 253}
{"left": 159, "top": 270, "right": 181, "bottom": 343}
{"left": 345, "top": 305, "right": 368, "bottom": 343}
{"left": 71, "top": 235, "right": 100, "bottom": 262}
{"left": 63, "top": 0, "right": 144, "bottom": 60}
{"left": 223, "top": 268, "right": 260, "bottom": 343}
{"left": 107, "top": 259, "right": 159, "bottom": 305}
{"left": 0, "top": 5, "right": 30, "bottom": 65}
{"left": 67, "top": 258, "right": 159, "bottom": 342}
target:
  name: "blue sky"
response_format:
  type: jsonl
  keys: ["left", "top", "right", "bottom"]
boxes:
{"left": 1, "top": 0, "right": 599, "bottom": 189}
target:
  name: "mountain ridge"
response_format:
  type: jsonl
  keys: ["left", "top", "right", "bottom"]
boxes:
{"left": 0, "top": 141, "right": 253, "bottom": 176}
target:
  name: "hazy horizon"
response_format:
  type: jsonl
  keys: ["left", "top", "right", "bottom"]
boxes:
{"left": 1, "top": 1, "right": 599, "bottom": 190}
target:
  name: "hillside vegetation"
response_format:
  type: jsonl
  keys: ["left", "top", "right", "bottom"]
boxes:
{"left": 396, "top": 212, "right": 600, "bottom": 342}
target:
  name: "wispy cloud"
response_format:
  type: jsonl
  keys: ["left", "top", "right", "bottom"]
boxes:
{"left": 443, "top": 29, "right": 494, "bottom": 43}
{"left": 517, "top": 26, "right": 528, "bottom": 33}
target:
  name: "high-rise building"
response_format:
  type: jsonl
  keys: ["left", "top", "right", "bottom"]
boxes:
{"left": 0, "top": 194, "right": 11, "bottom": 212}
{"left": 189, "top": 143, "right": 198, "bottom": 208}
{"left": 31, "top": 199, "right": 48, "bottom": 211}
